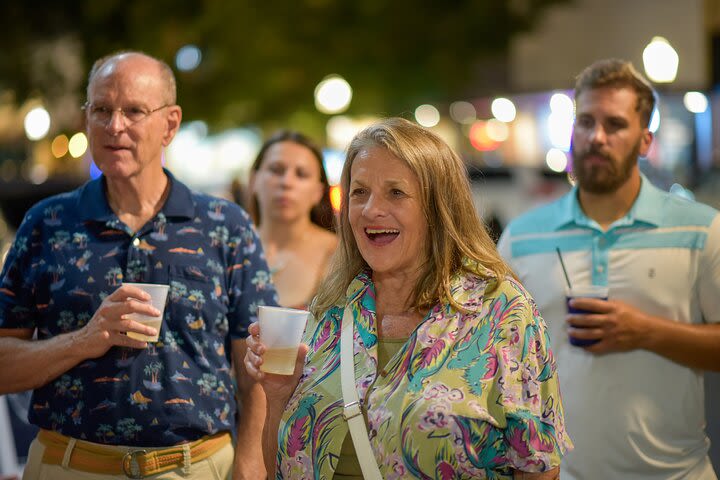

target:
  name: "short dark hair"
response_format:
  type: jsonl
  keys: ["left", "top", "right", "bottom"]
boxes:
{"left": 574, "top": 58, "right": 656, "bottom": 127}
{"left": 87, "top": 50, "right": 177, "bottom": 105}
{"left": 249, "top": 130, "right": 335, "bottom": 232}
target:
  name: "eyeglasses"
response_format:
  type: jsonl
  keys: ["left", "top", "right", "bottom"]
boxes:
{"left": 82, "top": 102, "right": 172, "bottom": 125}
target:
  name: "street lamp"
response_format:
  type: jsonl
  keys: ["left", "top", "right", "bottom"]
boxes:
{"left": 643, "top": 36, "right": 679, "bottom": 83}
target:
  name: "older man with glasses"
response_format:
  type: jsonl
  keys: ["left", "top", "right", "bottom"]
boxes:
{"left": 0, "top": 51, "right": 277, "bottom": 479}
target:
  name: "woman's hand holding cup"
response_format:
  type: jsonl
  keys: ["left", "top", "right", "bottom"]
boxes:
{"left": 245, "top": 321, "right": 308, "bottom": 405}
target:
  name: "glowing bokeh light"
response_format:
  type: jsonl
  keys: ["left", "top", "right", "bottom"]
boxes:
{"left": 546, "top": 148, "right": 568, "bottom": 172}
{"left": 30, "top": 164, "right": 49, "bottom": 184}
{"left": 68, "top": 132, "right": 88, "bottom": 158}
{"left": 415, "top": 104, "right": 440, "bottom": 127}
{"left": 314, "top": 75, "right": 352, "bottom": 114}
{"left": 329, "top": 185, "right": 342, "bottom": 213}
{"left": 176, "top": 45, "right": 202, "bottom": 72}
{"left": 491, "top": 97, "right": 516, "bottom": 123}
{"left": 550, "top": 93, "right": 574, "bottom": 116}
{"left": 24, "top": 107, "right": 51, "bottom": 140}
{"left": 485, "top": 119, "right": 509, "bottom": 142}
{"left": 643, "top": 36, "right": 679, "bottom": 83}
{"left": 469, "top": 121, "right": 500, "bottom": 151}
{"left": 51, "top": 134, "right": 69, "bottom": 158}
{"left": 547, "top": 111, "right": 573, "bottom": 151}
{"left": 449, "top": 101, "right": 476, "bottom": 124}
{"left": 649, "top": 108, "right": 660, "bottom": 133}
{"left": 322, "top": 148, "right": 345, "bottom": 186}
{"left": 683, "top": 91, "right": 708, "bottom": 113}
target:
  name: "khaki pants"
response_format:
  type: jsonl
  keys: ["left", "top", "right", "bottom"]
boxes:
{"left": 22, "top": 435, "right": 234, "bottom": 480}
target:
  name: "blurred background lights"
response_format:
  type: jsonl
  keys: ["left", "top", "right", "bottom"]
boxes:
{"left": 175, "top": 45, "right": 202, "bottom": 72}
{"left": 485, "top": 119, "right": 509, "bottom": 142}
{"left": 547, "top": 113, "right": 573, "bottom": 151}
{"left": 329, "top": 185, "right": 342, "bottom": 213}
{"left": 51, "top": 134, "right": 69, "bottom": 158}
{"left": 643, "top": 36, "right": 679, "bottom": 83}
{"left": 186, "top": 120, "right": 209, "bottom": 139}
{"left": 549, "top": 93, "right": 574, "bottom": 116}
{"left": 326, "top": 116, "right": 357, "bottom": 150}
{"left": 322, "top": 148, "right": 345, "bottom": 186}
{"left": 449, "top": 101, "right": 476, "bottom": 124}
{"left": 415, "top": 104, "right": 440, "bottom": 127}
{"left": 545, "top": 148, "right": 568, "bottom": 172}
{"left": 68, "top": 132, "right": 88, "bottom": 158}
{"left": 683, "top": 91, "right": 708, "bottom": 113}
{"left": 30, "top": 164, "right": 49, "bottom": 184}
{"left": 469, "top": 120, "right": 500, "bottom": 151}
{"left": 314, "top": 75, "right": 352, "bottom": 114}
{"left": 24, "top": 107, "right": 51, "bottom": 140}
{"left": 649, "top": 107, "right": 660, "bottom": 133}
{"left": 491, "top": 97, "right": 516, "bottom": 122}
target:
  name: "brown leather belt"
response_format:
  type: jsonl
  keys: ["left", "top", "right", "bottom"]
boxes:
{"left": 38, "top": 429, "right": 231, "bottom": 479}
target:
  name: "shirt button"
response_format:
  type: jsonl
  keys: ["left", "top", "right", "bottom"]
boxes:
{"left": 598, "top": 237, "right": 606, "bottom": 247}
{"left": 596, "top": 265, "right": 604, "bottom": 273}
{"left": 132, "top": 238, "right": 140, "bottom": 247}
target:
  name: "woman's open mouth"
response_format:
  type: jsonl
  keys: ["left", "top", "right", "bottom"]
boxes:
{"left": 365, "top": 228, "right": 399, "bottom": 246}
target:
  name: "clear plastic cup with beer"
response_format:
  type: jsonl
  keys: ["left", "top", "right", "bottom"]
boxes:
{"left": 122, "top": 282, "right": 169, "bottom": 342}
{"left": 258, "top": 306, "right": 310, "bottom": 375}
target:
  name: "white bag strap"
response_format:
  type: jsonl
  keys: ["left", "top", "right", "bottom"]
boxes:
{"left": 340, "top": 305, "right": 383, "bottom": 480}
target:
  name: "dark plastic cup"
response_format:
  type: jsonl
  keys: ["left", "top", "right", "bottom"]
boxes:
{"left": 566, "top": 285, "right": 609, "bottom": 347}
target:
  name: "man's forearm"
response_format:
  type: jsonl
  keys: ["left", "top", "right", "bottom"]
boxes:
{"left": 0, "top": 330, "right": 89, "bottom": 394}
{"left": 644, "top": 319, "right": 720, "bottom": 371}
{"left": 234, "top": 381, "right": 267, "bottom": 479}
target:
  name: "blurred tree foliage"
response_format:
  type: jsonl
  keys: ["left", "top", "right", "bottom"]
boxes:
{"left": 0, "top": 0, "right": 569, "bottom": 137}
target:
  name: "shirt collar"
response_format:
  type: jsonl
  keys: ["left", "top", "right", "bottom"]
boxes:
{"left": 344, "top": 260, "right": 495, "bottom": 312}
{"left": 552, "top": 173, "right": 663, "bottom": 231}
{"left": 77, "top": 168, "right": 195, "bottom": 222}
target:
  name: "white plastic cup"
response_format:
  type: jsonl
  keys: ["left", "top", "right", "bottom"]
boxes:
{"left": 258, "top": 306, "right": 310, "bottom": 375}
{"left": 566, "top": 285, "right": 609, "bottom": 347}
{"left": 122, "top": 283, "right": 170, "bottom": 342}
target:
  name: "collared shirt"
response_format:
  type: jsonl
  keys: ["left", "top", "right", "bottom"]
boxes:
{"left": 498, "top": 175, "right": 720, "bottom": 480}
{"left": 0, "top": 170, "right": 277, "bottom": 446}
{"left": 276, "top": 265, "right": 571, "bottom": 479}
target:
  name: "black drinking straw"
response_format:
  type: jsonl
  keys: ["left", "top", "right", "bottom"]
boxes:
{"left": 555, "top": 247, "right": 573, "bottom": 291}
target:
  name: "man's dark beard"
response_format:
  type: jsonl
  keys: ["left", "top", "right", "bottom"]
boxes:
{"left": 571, "top": 141, "right": 640, "bottom": 194}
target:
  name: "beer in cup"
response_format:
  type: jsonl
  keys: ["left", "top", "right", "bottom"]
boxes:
{"left": 123, "top": 283, "right": 169, "bottom": 343}
{"left": 258, "top": 306, "right": 310, "bottom": 375}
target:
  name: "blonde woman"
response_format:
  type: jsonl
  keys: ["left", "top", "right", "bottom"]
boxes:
{"left": 246, "top": 118, "right": 571, "bottom": 479}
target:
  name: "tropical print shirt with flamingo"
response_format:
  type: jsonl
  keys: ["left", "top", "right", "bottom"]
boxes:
{"left": 277, "top": 265, "right": 572, "bottom": 479}
{"left": 0, "top": 170, "right": 277, "bottom": 446}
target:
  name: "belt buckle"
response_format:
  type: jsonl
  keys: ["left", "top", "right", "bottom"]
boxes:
{"left": 122, "top": 449, "right": 148, "bottom": 479}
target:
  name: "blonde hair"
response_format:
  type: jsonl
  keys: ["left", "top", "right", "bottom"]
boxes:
{"left": 312, "top": 117, "right": 513, "bottom": 317}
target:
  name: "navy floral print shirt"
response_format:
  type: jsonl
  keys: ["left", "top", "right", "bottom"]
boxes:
{"left": 0, "top": 170, "right": 277, "bottom": 446}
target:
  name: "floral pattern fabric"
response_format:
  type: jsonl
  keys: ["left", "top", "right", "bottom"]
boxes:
{"left": 277, "top": 266, "right": 571, "bottom": 479}
{"left": 0, "top": 170, "right": 277, "bottom": 446}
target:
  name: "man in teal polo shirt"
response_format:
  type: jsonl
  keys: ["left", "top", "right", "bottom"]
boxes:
{"left": 498, "top": 59, "right": 720, "bottom": 479}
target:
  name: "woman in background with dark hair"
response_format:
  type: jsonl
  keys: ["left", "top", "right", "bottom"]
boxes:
{"left": 248, "top": 130, "right": 337, "bottom": 308}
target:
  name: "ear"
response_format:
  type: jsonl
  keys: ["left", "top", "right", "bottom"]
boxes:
{"left": 638, "top": 128, "right": 653, "bottom": 157}
{"left": 162, "top": 105, "right": 183, "bottom": 147}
